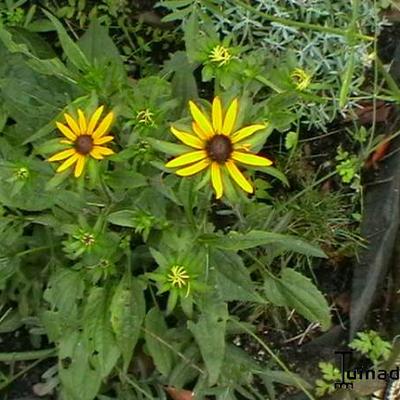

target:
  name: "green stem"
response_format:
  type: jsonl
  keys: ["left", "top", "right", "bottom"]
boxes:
{"left": 0, "top": 348, "right": 56, "bottom": 362}
{"left": 235, "top": 0, "right": 373, "bottom": 42}
{"left": 13, "top": 246, "right": 51, "bottom": 259}
{"left": 229, "top": 318, "right": 316, "bottom": 400}
{"left": 0, "top": 357, "right": 49, "bottom": 391}
{"left": 124, "top": 376, "right": 154, "bottom": 400}
{"left": 254, "top": 74, "right": 283, "bottom": 93}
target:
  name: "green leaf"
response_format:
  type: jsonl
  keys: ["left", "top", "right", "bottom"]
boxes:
{"left": 43, "top": 10, "right": 90, "bottom": 72}
{"left": 43, "top": 268, "right": 85, "bottom": 319}
{"left": 211, "top": 250, "right": 265, "bottom": 303}
{"left": 144, "top": 307, "right": 174, "bottom": 376}
{"left": 0, "top": 26, "right": 74, "bottom": 81}
{"left": 199, "top": 230, "right": 327, "bottom": 258}
{"left": 188, "top": 303, "right": 228, "bottom": 385}
{"left": 253, "top": 166, "right": 289, "bottom": 186}
{"left": 263, "top": 275, "right": 286, "bottom": 307}
{"left": 78, "top": 18, "right": 124, "bottom": 76}
{"left": 264, "top": 269, "right": 331, "bottom": 331}
{"left": 110, "top": 275, "right": 145, "bottom": 371}
{"left": 59, "top": 331, "right": 102, "bottom": 400}
{"left": 147, "top": 137, "right": 189, "bottom": 156}
{"left": 107, "top": 210, "right": 137, "bottom": 228}
{"left": 0, "top": 256, "right": 19, "bottom": 284}
{"left": 163, "top": 51, "right": 198, "bottom": 112}
{"left": 339, "top": 49, "right": 355, "bottom": 109}
{"left": 83, "top": 287, "right": 120, "bottom": 378}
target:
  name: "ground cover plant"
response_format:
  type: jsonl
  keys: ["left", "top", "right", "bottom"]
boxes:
{"left": 0, "top": 1, "right": 399, "bottom": 399}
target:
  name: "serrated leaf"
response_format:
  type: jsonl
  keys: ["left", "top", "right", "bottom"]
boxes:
{"left": 110, "top": 275, "right": 145, "bottom": 371}
{"left": 199, "top": 230, "right": 327, "bottom": 258}
{"left": 263, "top": 276, "right": 286, "bottom": 307}
{"left": 188, "top": 304, "right": 228, "bottom": 385}
{"left": 83, "top": 287, "right": 120, "bottom": 378}
{"left": 211, "top": 250, "right": 265, "bottom": 303}
{"left": 144, "top": 307, "right": 174, "bottom": 376}
{"left": 43, "top": 268, "right": 85, "bottom": 319}
{"left": 264, "top": 269, "right": 331, "bottom": 331}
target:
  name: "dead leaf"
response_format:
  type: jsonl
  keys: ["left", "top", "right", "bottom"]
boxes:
{"left": 365, "top": 136, "right": 391, "bottom": 169}
{"left": 349, "top": 101, "right": 393, "bottom": 124}
{"left": 165, "top": 386, "right": 194, "bottom": 400}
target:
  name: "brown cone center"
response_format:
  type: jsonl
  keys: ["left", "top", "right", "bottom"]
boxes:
{"left": 75, "top": 135, "right": 93, "bottom": 155}
{"left": 206, "top": 135, "right": 233, "bottom": 164}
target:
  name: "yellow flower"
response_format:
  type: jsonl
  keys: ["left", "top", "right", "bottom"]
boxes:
{"left": 209, "top": 45, "right": 232, "bottom": 67}
{"left": 167, "top": 265, "right": 190, "bottom": 288}
{"left": 167, "top": 265, "right": 191, "bottom": 297}
{"left": 165, "top": 97, "right": 273, "bottom": 199}
{"left": 290, "top": 68, "right": 312, "bottom": 91}
{"left": 136, "top": 108, "right": 155, "bottom": 126}
{"left": 48, "top": 106, "right": 115, "bottom": 178}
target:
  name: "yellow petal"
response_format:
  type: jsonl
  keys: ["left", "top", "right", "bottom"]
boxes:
{"left": 87, "top": 106, "right": 104, "bottom": 135}
{"left": 78, "top": 109, "right": 87, "bottom": 134}
{"left": 171, "top": 126, "right": 204, "bottom": 149}
{"left": 231, "top": 124, "right": 266, "bottom": 143}
{"left": 93, "top": 135, "right": 114, "bottom": 145}
{"left": 211, "top": 162, "right": 223, "bottom": 199}
{"left": 93, "top": 145, "right": 114, "bottom": 156}
{"left": 231, "top": 151, "right": 273, "bottom": 166}
{"left": 60, "top": 139, "right": 73, "bottom": 145}
{"left": 56, "top": 153, "right": 79, "bottom": 173}
{"left": 176, "top": 159, "right": 210, "bottom": 176}
{"left": 48, "top": 148, "right": 76, "bottom": 162}
{"left": 221, "top": 98, "right": 238, "bottom": 136}
{"left": 74, "top": 155, "right": 86, "bottom": 177}
{"left": 56, "top": 122, "right": 77, "bottom": 141}
{"left": 165, "top": 150, "right": 207, "bottom": 168}
{"left": 64, "top": 113, "right": 81, "bottom": 136}
{"left": 189, "top": 101, "right": 213, "bottom": 136}
{"left": 92, "top": 111, "right": 114, "bottom": 139}
{"left": 192, "top": 122, "right": 211, "bottom": 140}
{"left": 212, "top": 96, "right": 223, "bottom": 133}
{"left": 226, "top": 160, "right": 253, "bottom": 194}
{"left": 90, "top": 147, "right": 104, "bottom": 160}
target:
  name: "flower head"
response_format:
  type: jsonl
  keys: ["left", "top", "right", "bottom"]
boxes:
{"left": 14, "top": 167, "right": 29, "bottom": 180}
{"left": 290, "top": 68, "right": 312, "bottom": 91}
{"left": 48, "top": 106, "right": 115, "bottom": 178}
{"left": 136, "top": 108, "right": 155, "bottom": 126}
{"left": 209, "top": 45, "right": 232, "bottom": 67}
{"left": 165, "top": 97, "right": 272, "bottom": 199}
{"left": 167, "top": 265, "right": 190, "bottom": 291}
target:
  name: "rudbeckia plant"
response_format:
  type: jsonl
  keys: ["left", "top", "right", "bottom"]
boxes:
{"left": 0, "top": 7, "right": 341, "bottom": 400}
{"left": 165, "top": 97, "right": 273, "bottom": 199}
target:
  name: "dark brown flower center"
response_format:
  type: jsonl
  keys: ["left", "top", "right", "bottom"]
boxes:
{"left": 75, "top": 135, "right": 93, "bottom": 155}
{"left": 206, "top": 135, "right": 233, "bottom": 164}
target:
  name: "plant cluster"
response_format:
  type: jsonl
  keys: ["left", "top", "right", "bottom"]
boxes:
{"left": 0, "top": 1, "right": 389, "bottom": 399}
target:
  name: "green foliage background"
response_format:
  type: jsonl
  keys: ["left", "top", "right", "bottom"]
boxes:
{"left": 0, "top": 0, "right": 383, "bottom": 399}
